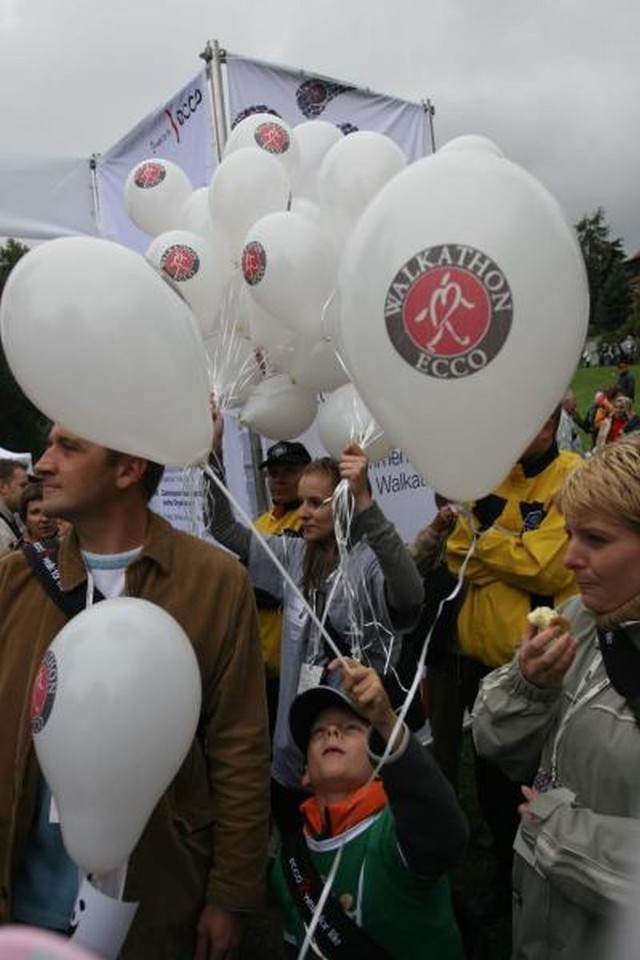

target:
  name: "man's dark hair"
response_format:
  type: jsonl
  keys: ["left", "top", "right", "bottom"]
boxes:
{"left": 0, "top": 459, "right": 25, "bottom": 484}
{"left": 105, "top": 451, "right": 165, "bottom": 503}
{"left": 550, "top": 404, "right": 562, "bottom": 432}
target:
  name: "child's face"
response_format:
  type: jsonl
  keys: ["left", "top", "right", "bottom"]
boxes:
{"left": 303, "top": 707, "right": 372, "bottom": 799}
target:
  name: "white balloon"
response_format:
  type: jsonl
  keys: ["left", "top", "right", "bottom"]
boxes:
{"left": 224, "top": 113, "right": 299, "bottom": 179}
{"left": 0, "top": 928, "right": 100, "bottom": 960}
{"left": 241, "top": 211, "right": 337, "bottom": 340}
{"left": 336, "top": 150, "right": 589, "bottom": 501}
{"left": 146, "top": 229, "right": 233, "bottom": 337}
{"left": 438, "top": 134, "right": 505, "bottom": 157}
{"left": 204, "top": 329, "right": 263, "bottom": 409}
{"left": 318, "top": 131, "right": 407, "bottom": 246}
{"left": 32, "top": 598, "right": 201, "bottom": 875}
{"left": 316, "top": 384, "right": 392, "bottom": 462}
{"left": 289, "top": 337, "right": 350, "bottom": 393}
{"left": 290, "top": 120, "right": 343, "bottom": 201}
{"left": 248, "top": 302, "right": 300, "bottom": 374}
{"left": 240, "top": 375, "right": 317, "bottom": 440}
{"left": 124, "top": 158, "right": 193, "bottom": 238}
{"left": 178, "top": 187, "right": 216, "bottom": 239}
{"left": 289, "top": 196, "right": 323, "bottom": 226}
{"left": 208, "top": 147, "right": 291, "bottom": 257}
{"left": 0, "top": 237, "right": 212, "bottom": 465}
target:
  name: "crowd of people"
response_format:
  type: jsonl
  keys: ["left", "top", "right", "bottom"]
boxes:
{"left": 1, "top": 391, "right": 640, "bottom": 960}
{"left": 558, "top": 359, "right": 638, "bottom": 456}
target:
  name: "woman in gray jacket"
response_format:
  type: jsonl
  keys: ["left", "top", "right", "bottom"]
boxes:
{"left": 473, "top": 435, "right": 640, "bottom": 960}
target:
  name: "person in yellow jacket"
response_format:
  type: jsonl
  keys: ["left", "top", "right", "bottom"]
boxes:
{"left": 245, "top": 439, "right": 312, "bottom": 733}
{"left": 428, "top": 408, "right": 581, "bottom": 918}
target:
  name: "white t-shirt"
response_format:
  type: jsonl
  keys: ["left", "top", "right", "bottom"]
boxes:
{"left": 81, "top": 546, "right": 143, "bottom": 599}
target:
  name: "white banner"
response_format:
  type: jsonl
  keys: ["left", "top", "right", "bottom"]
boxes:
{"left": 95, "top": 70, "right": 216, "bottom": 252}
{"left": 225, "top": 54, "right": 430, "bottom": 161}
{"left": 0, "top": 157, "right": 98, "bottom": 240}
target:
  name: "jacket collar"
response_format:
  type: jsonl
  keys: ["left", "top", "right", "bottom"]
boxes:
{"left": 518, "top": 440, "right": 559, "bottom": 478}
{"left": 301, "top": 780, "right": 387, "bottom": 840}
{"left": 57, "top": 510, "right": 173, "bottom": 591}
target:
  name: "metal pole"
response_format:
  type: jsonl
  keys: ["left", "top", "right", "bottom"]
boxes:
{"left": 88, "top": 154, "right": 102, "bottom": 236}
{"left": 200, "top": 39, "right": 268, "bottom": 514}
{"left": 200, "top": 39, "right": 228, "bottom": 161}
{"left": 423, "top": 98, "right": 437, "bottom": 153}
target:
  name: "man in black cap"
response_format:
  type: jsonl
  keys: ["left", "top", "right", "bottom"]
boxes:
{"left": 211, "top": 416, "right": 311, "bottom": 731}
{"left": 270, "top": 659, "right": 468, "bottom": 959}
{"left": 255, "top": 440, "right": 312, "bottom": 728}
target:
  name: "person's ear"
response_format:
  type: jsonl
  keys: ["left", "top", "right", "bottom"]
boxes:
{"left": 113, "top": 455, "right": 148, "bottom": 491}
{"left": 301, "top": 767, "right": 311, "bottom": 790}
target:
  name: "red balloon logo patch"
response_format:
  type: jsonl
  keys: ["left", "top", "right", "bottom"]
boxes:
{"left": 31, "top": 649, "right": 58, "bottom": 734}
{"left": 242, "top": 241, "right": 267, "bottom": 286}
{"left": 160, "top": 244, "right": 200, "bottom": 282}
{"left": 385, "top": 244, "right": 513, "bottom": 378}
{"left": 133, "top": 162, "right": 167, "bottom": 190}
{"left": 254, "top": 121, "right": 290, "bottom": 156}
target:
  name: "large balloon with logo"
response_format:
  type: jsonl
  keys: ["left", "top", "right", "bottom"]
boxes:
{"left": 31, "top": 598, "right": 201, "bottom": 876}
{"left": 336, "top": 145, "right": 589, "bottom": 501}
{"left": 0, "top": 237, "right": 212, "bottom": 465}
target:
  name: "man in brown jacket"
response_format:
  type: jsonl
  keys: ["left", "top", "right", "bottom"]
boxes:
{"left": 0, "top": 424, "right": 270, "bottom": 959}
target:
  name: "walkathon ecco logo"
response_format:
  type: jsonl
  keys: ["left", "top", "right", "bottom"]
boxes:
{"left": 242, "top": 241, "right": 267, "bottom": 286}
{"left": 254, "top": 121, "right": 291, "bottom": 155}
{"left": 31, "top": 649, "right": 58, "bottom": 734}
{"left": 161, "top": 244, "right": 200, "bottom": 282}
{"left": 133, "top": 161, "right": 167, "bottom": 190}
{"left": 384, "top": 244, "right": 513, "bottom": 379}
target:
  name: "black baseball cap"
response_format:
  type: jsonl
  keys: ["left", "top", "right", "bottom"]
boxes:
{"left": 289, "top": 679, "right": 367, "bottom": 753}
{"left": 259, "top": 441, "right": 311, "bottom": 470}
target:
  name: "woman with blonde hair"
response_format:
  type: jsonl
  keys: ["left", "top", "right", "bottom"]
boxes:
{"left": 473, "top": 435, "right": 640, "bottom": 960}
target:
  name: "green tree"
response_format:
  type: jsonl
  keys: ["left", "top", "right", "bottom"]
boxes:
{"left": 0, "top": 239, "right": 51, "bottom": 456}
{"left": 575, "top": 208, "right": 632, "bottom": 331}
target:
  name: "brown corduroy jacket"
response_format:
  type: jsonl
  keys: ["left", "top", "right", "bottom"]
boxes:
{"left": 0, "top": 511, "right": 270, "bottom": 959}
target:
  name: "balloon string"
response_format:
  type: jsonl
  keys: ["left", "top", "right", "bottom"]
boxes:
{"left": 368, "top": 519, "right": 478, "bottom": 782}
{"left": 296, "top": 844, "right": 343, "bottom": 960}
{"left": 205, "top": 276, "right": 261, "bottom": 410}
{"left": 202, "top": 462, "right": 349, "bottom": 667}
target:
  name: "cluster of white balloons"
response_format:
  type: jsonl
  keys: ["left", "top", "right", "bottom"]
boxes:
{"left": 124, "top": 113, "right": 404, "bottom": 459}
{"left": 122, "top": 118, "right": 590, "bottom": 495}
{"left": 0, "top": 119, "right": 590, "bottom": 497}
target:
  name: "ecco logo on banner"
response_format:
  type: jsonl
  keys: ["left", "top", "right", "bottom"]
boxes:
{"left": 384, "top": 244, "right": 513, "bottom": 379}
{"left": 296, "top": 78, "right": 353, "bottom": 118}
{"left": 163, "top": 87, "right": 204, "bottom": 145}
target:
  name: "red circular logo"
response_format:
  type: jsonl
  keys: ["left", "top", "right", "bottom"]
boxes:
{"left": 160, "top": 244, "right": 200, "bottom": 282}
{"left": 134, "top": 162, "right": 167, "bottom": 189}
{"left": 31, "top": 650, "right": 57, "bottom": 734}
{"left": 403, "top": 267, "right": 490, "bottom": 357}
{"left": 384, "top": 245, "right": 513, "bottom": 379}
{"left": 242, "top": 241, "right": 267, "bottom": 286}
{"left": 254, "top": 122, "right": 290, "bottom": 155}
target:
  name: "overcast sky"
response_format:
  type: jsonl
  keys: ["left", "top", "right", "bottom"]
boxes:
{"left": 1, "top": 0, "right": 638, "bottom": 256}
